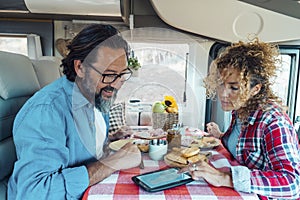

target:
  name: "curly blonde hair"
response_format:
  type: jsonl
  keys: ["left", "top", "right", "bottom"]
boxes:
{"left": 204, "top": 38, "right": 286, "bottom": 121}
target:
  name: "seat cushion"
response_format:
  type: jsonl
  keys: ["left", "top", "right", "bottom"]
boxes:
{"left": 0, "top": 51, "right": 40, "bottom": 100}
{"left": 109, "top": 102, "right": 126, "bottom": 134}
{"left": 0, "top": 137, "right": 16, "bottom": 180}
{"left": 0, "top": 97, "right": 29, "bottom": 141}
{"left": 31, "top": 57, "right": 61, "bottom": 88}
{"left": 0, "top": 177, "right": 8, "bottom": 200}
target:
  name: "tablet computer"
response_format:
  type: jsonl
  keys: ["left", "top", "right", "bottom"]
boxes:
{"left": 132, "top": 168, "right": 193, "bottom": 192}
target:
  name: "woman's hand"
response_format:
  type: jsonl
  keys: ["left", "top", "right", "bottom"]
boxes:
{"left": 206, "top": 122, "right": 223, "bottom": 138}
{"left": 180, "top": 161, "right": 233, "bottom": 188}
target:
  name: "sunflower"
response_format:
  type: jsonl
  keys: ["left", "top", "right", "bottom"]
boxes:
{"left": 163, "top": 96, "right": 178, "bottom": 113}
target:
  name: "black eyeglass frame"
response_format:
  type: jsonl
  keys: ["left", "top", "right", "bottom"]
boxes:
{"left": 85, "top": 62, "right": 133, "bottom": 84}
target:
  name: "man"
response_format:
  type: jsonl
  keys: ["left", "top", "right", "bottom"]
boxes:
{"left": 8, "top": 24, "right": 141, "bottom": 199}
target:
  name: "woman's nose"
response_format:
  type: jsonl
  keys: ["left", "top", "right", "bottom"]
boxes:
{"left": 219, "top": 86, "right": 230, "bottom": 98}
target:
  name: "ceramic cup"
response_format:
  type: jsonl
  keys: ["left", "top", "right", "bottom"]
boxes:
{"left": 148, "top": 139, "right": 168, "bottom": 161}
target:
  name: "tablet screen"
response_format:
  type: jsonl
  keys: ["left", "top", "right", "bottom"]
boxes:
{"left": 136, "top": 168, "right": 191, "bottom": 189}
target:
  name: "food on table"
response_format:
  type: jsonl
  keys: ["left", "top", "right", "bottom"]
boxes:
{"left": 133, "top": 128, "right": 166, "bottom": 139}
{"left": 181, "top": 135, "right": 194, "bottom": 147}
{"left": 133, "top": 139, "right": 149, "bottom": 152}
{"left": 180, "top": 147, "right": 200, "bottom": 158}
{"left": 151, "top": 96, "right": 179, "bottom": 114}
{"left": 152, "top": 101, "right": 166, "bottom": 113}
{"left": 187, "top": 154, "right": 206, "bottom": 163}
{"left": 109, "top": 139, "right": 135, "bottom": 151}
{"left": 109, "top": 138, "right": 151, "bottom": 152}
{"left": 164, "top": 147, "right": 208, "bottom": 168}
{"left": 184, "top": 127, "right": 208, "bottom": 137}
{"left": 202, "top": 136, "right": 216, "bottom": 143}
{"left": 149, "top": 128, "right": 166, "bottom": 137}
{"left": 165, "top": 150, "right": 188, "bottom": 165}
{"left": 137, "top": 143, "right": 149, "bottom": 153}
{"left": 190, "top": 136, "right": 220, "bottom": 148}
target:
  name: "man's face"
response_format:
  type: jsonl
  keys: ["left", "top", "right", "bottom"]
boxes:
{"left": 79, "top": 47, "right": 128, "bottom": 113}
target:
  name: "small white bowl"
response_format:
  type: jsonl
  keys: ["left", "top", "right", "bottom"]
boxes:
{"left": 148, "top": 139, "right": 168, "bottom": 161}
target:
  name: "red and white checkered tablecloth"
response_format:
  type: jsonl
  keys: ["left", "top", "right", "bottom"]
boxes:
{"left": 82, "top": 145, "right": 259, "bottom": 200}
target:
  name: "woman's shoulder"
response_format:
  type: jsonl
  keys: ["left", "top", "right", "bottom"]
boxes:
{"left": 258, "top": 102, "right": 292, "bottom": 125}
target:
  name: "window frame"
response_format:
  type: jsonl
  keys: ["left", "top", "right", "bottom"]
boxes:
{"left": 278, "top": 47, "right": 300, "bottom": 123}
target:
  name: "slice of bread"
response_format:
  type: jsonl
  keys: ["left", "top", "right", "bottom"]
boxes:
{"left": 187, "top": 154, "right": 207, "bottom": 163}
{"left": 180, "top": 147, "right": 200, "bottom": 158}
{"left": 171, "top": 147, "right": 183, "bottom": 152}
{"left": 202, "top": 136, "right": 216, "bottom": 143}
{"left": 165, "top": 151, "right": 188, "bottom": 165}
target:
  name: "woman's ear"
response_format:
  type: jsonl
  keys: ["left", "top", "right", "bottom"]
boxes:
{"left": 251, "top": 84, "right": 262, "bottom": 96}
{"left": 74, "top": 60, "right": 85, "bottom": 78}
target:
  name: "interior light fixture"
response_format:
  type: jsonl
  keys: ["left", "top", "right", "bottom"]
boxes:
{"left": 0, "top": 10, "right": 29, "bottom": 13}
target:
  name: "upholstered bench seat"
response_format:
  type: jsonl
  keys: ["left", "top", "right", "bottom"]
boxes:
{"left": 0, "top": 51, "right": 61, "bottom": 200}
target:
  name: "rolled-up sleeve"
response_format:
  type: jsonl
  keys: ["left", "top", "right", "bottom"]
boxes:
{"left": 231, "top": 165, "right": 251, "bottom": 193}
{"left": 62, "top": 166, "right": 90, "bottom": 199}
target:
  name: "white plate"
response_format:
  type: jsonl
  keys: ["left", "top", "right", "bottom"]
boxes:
{"left": 130, "top": 126, "right": 152, "bottom": 131}
{"left": 190, "top": 137, "right": 221, "bottom": 149}
{"left": 131, "top": 127, "right": 167, "bottom": 140}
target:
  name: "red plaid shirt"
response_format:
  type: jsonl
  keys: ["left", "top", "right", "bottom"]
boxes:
{"left": 222, "top": 104, "right": 300, "bottom": 199}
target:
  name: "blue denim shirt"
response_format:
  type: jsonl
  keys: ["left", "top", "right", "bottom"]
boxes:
{"left": 8, "top": 76, "right": 108, "bottom": 200}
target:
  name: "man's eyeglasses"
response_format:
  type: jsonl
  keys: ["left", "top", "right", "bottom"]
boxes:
{"left": 85, "top": 63, "right": 132, "bottom": 84}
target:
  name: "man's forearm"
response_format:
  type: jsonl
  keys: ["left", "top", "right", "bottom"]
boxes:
{"left": 86, "top": 161, "right": 116, "bottom": 186}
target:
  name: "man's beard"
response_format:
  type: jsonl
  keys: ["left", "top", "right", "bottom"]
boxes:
{"left": 79, "top": 73, "right": 118, "bottom": 113}
{"left": 95, "top": 85, "right": 118, "bottom": 113}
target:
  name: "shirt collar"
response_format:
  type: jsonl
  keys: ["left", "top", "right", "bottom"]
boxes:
{"left": 62, "top": 76, "right": 92, "bottom": 110}
{"left": 233, "top": 109, "right": 259, "bottom": 125}
{"left": 248, "top": 109, "right": 260, "bottom": 125}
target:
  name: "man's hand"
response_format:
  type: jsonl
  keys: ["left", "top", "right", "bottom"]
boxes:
{"left": 102, "top": 142, "right": 141, "bottom": 171}
{"left": 108, "top": 126, "right": 134, "bottom": 141}
{"left": 87, "top": 142, "right": 141, "bottom": 186}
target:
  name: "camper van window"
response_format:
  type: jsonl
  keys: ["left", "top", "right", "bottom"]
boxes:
{"left": 272, "top": 54, "right": 291, "bottom": 105}
{"left": 0, "top": 35, "right": 27, "bottom": 56}
{"left": 276, "top": 49, "right": 300, "bottom": 123}
{"left": 117, "top": 42, "right": 189, "bottom": 104}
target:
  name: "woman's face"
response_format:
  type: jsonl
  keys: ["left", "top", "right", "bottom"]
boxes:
{"left": 217, "top": 68, "right": 243, "bottom": 111}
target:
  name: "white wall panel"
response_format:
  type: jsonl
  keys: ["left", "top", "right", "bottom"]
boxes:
{"left": 150, "top": 0, "right": 300, "bottom": 42}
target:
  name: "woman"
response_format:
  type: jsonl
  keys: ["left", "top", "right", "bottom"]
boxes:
{"left": 190, "top": 39, "right": 300, "bottom": 199}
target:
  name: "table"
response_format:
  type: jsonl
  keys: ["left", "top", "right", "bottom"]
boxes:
{"left": 82, "top": 145, "right": 259, "bottom": 200}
